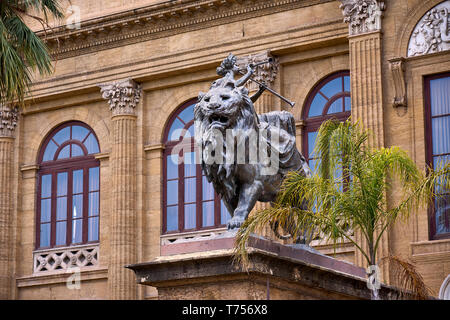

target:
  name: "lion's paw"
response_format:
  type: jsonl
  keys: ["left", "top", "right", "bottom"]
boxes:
{"left": 227, "top": 216, "right": 245, "bottom": 230}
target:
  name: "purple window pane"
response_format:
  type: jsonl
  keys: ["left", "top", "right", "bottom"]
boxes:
{"left": 41, "top": 174, "right": 52, "bottom": 198}
{"left": 187, "top": 124, "right": 195, "bottom": 139}
{"left": 72, "top": 194, "right": 83, "bottom": 218}
{"left": 166, "top": 206, "right": 178, "bottom": 232}
{"left": 430, "top": 77, "right": 450, "bottom": 116}
{"left": 320, "top": 77, "right": 342, "bottom": 99}
{"left": 184, "top": 204, "right": 196, "bottom": 229}
{"left": 432, "top": 116, "right": 450, "bottom": 155}
{"left": 178, "top": 104, "right": 194, "bottom": 123}
{"left": 327, "top": 98, "right": 343, "bottom": 114}
{"left": 83, "top": 133, "right": 100, "bottom": 154}
{"left": 72, "top": 219, "right": 83, "bottom": 244}
{"left": 167, "top": 154, "right": 179, "bottom": 180}
{"left": 184, "top": 177, "right": 196, "bottom": 203}
{"left": 344, "top": 76, "right": 350, "bottom": 92}
{"left": 309, "top": 94, "right": 327, "bottom": 117}
{"left": 184, "top": 152, "right": 196, "bottom": 177}
{"left": 167, "top": 180, "right": 178, "bottom": 205}
{"left": 202, "top": 201, "right": 214, "bottom": 227}
{"left": 89, "top": 192, "right": 99, "bottom": 217}
{"left": 40, "top": 199, "right": 51, "bottom": 223}
{"left": 433, "top": 155, "right": 450, "bottom": 194}
{"left": 308, "top": 131, "right": 318, "bottom": 157}
{"left": 168, "top": 118, "right": 184, "bottom": 141}
{"left": 43, "top": 140, "right": 58, "bottom": 161}
{"left": 71, "top": 144, "right": 84, "bottom": 157}
{"left": 52, "top": 127, "right": 70, "bottom": 145}
{"left": 56, "top": 221, "right": 67, "bottom": 246}
{"left": 57, "top": 145, "right": 70, "bottom": 160}
{"left": 435, "top": 194, "right": 450, "bottom": 235}
{"left": 56, "top": 197, "right": 67, "bottom": 220}
{"left": 72, "top": 125, "right": 89, "bottom": 142}
{"left": 57, "top": 172, "right": 68, "bottom": 196}
{"left": 88, "top": 217, "right": 99, "bottom": 242}
{"left": 202, "top": 176, "right": 214, "bottom": 201}
{"left": 345, "top": 97, "right": 351, "bottom": 111}
{"left": 40, "top": 223, "right": 51, "bottom": 247}
{"left": 89, "top": 167, "right": 99, "bottom": 191}
{"left": 73, "top": 170, "right": 83, "bottom": 194}
{"left": 221, "top": 200, "right": 231, "bottom": 225}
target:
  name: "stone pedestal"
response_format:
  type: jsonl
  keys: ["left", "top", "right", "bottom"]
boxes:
{"left": 128, "top": 234, "right": 401, "bottom": 300}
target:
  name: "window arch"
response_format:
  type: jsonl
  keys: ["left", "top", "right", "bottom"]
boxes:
{"left": 302, "top": 71, "right": 351, "bottom": 170}
{"left": 163, "top": 100, "right": 231, "bottom": 234}
{"left": 36, "top": 122, "right": 100, "bottom": 249}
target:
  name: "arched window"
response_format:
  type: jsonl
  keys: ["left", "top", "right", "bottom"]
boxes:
{"left": 163, "top": 100, "right": 231, "bottom": 234}
{"left": 302, "top": 71, "right": 351, "bottom": 170}
{"left": 36, "top": 122, "right": 100, "bottom": 249}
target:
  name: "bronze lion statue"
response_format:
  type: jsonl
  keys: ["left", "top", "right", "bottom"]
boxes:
{"left": 194, "top": 54, "right": 311, "bottom": 234}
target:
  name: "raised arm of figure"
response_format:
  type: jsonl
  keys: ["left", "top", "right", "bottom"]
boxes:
{"left": 250, "top": 85, "right": 266, "bottom": 103}
{"left": 235, "top": 65, "right": 255, "bottom": 87}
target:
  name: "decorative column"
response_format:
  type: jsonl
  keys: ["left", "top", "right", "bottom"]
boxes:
{"left": 99, "top": 79, "right": 142, "bottom": 300}
{"left": 0, "top": 105, "right": 18, "bottom": 299}
{"left": 339, "top": 0, "right": 390, "bottom": 282}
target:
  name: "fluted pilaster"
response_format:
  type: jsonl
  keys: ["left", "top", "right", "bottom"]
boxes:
{"left": 0, "top": 105, "right": 18, "bottom": 299}
{"left": 340, "top": 1, "right": 389, "bottom": 282}
{"left": 99, "top": 79, "right": 141, "bottom": 299}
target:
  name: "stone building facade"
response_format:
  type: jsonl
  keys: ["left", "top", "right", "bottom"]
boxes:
{"left": 0, "top": 0, "right": 449, "bottom": 299}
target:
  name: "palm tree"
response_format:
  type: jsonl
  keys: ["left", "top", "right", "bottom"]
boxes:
{"left": 234, "top": 118, "right": 449, "bottom": 300}
{"left": 0, "top": 0, "right": 63, "bottom": 107}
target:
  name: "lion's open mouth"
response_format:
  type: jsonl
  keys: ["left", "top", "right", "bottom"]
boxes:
{"left": 210, "top": 114, "right": 229, "bottom": 127}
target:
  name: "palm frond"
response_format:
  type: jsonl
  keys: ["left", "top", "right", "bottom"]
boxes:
{"left": 380, "top": 255, "right": 433, "bottom": 300}
{"left": 0, "top": 0, "right": 63, "bottom": 106}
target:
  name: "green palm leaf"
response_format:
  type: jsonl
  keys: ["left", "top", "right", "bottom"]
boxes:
{"left": 0, "top": 0, "right": 63, "bottom": 106}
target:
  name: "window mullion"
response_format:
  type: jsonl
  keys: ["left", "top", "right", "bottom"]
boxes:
{"left": 179, "top": 150, "right": 185, "bottom": 232}
{"left": 50, "top": 173, "right": 57, "bottom": 247}
{"left": 67, "top": 169, "right": 73, "bottom": 246}
{"left": 83, "top": 167, "right": 89, "bottom": 244}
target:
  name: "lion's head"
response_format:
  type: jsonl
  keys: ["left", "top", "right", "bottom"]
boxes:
{"left": 194, "top": 78, "right": 258, "bottom": 208}
{"left": 194, "top": 78, "right": 257, "bottom": 134}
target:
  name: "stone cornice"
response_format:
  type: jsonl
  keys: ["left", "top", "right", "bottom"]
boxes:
{"left": 39, "top": 0, "right": 335, "bottom": 60}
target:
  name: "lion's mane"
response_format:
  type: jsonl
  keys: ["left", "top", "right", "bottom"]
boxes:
{"left": 194, "top": 85, "right": 257, "bottom": 207}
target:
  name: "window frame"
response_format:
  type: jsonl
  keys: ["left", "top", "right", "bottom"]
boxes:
{"left": 162, "top": 99, "right": 227, "bottom": 235}
{"left": 302, "top": 71, "right": 351, "bottom": 163}
{"left": 35, "top": 121, "right": 101, "bottom": 250}
{"left": 424, "top": 71, "right": 450, "bottom": 240}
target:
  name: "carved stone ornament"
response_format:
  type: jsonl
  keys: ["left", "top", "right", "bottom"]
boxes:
{"left": 0, "top": 105, "right": 18, "bottom": 138}
{"left": 99, "top": 79, "right": 142, "bottom": 116}
{"left": 236, "top": 51, "right": 280, "bottom": 91}
{"left": 339, "top": 0, "right": 386, "bottom": 36}
{"left": 408, "top": 1, "right": 450, "bottom": 57}
{"left": 388, "top": 57, "right": 407, "bottom": 108}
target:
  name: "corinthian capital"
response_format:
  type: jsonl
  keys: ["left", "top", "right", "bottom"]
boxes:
{"left": 0, "top": 105, "right": 18, "bottom": 138}
{"left": 99, "top": 79, "right": 142, "bottom": 116}
{"left": 339, "top": 0, "right": 385, "bottom": 36}
{"left": 237, "top": 51, "right": 279, "bottom": 91}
